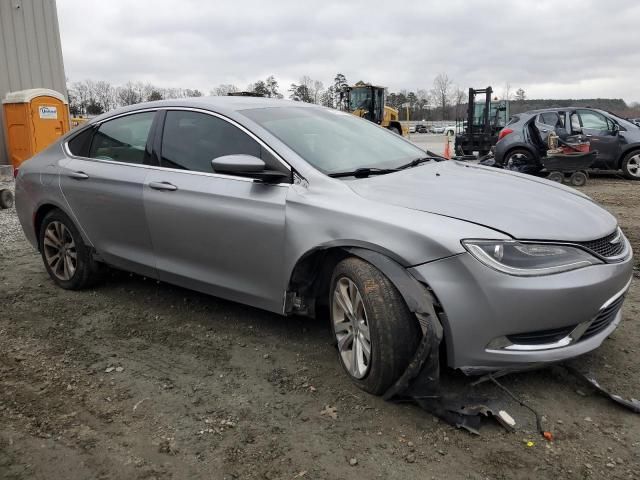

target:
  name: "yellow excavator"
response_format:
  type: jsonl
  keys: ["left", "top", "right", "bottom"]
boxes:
{"left": 340, "top": 83, "right": 407, "bottom": 136}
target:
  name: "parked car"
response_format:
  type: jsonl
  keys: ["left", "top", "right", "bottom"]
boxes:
{"left": 408, "top": 124, "right": 416, "bottom": 133}
{"left": 629, "top": 118, "right": 640, "bottom": 127}
{"left": 495, "top": 107, "right": 640, "bottom": 179}
{"left": 431, "top": 125, "right": 446, "bottom": 134}
{"left": 443, "top": 125, "right": 457, "bottom": 136}
{"left": 415, "top": 124, "right": 429, "bottom": 133}
{"left": 15, "top": 97, "right": 633, "bottom": 394}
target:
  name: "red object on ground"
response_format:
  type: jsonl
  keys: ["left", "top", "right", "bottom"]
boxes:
{"left": 444, "top": 137, "right": 452, "bottom": 159}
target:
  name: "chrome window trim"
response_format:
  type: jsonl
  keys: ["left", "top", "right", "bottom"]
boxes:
{"left": 62, "top": 106, "right": 296, "bottom": 187}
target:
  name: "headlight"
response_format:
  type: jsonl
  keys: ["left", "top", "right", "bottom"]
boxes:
{"left": 462, "top": 240, "right": 602, "bottom": 276}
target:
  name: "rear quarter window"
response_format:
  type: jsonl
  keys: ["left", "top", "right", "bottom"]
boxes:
{"left": 67, "top": 127, "right": 95, "bottom": 157}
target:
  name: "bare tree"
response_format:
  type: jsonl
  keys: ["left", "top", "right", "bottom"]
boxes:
{"left": 312, "top": 80, "right": 324, "bottom": 104}
{"left": 502, "top": 82, "right": 512, "bottom": 101}
{"left": 212, "top": 84, "right": 239, "bottom": 96}
{"left": 452, "top": 86, "right": 466, "bottom": 120}
{"left": 431, "top": 73, "right": 453, "bottom": 120}
{"left": 515, "top": 88, "right": 526, "bottom": 101}
{"left": 94, "top": 81, "right": 115, "bottom": 112}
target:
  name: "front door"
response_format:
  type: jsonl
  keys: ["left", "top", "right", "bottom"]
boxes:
{"left": 143, "top": 109, "right": 290, "bottom": 313}
{"left": 59, "top": 110, "right": 158, "bottom": 277}
{"left": 575, "top": 109, "right": 621, "bottom": 168}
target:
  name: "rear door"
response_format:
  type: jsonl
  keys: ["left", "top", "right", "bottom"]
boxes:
{"left": 143, "top": 109, "right": 291, "bottom": 313}
{"left": 534, "top": 112, "right": 561, "bottom": 143}
{"left": 575, "top": 109, "right": 620, "bottom": 168}
{"left": 59, "top": 110, "right": 158, "bottom": 277}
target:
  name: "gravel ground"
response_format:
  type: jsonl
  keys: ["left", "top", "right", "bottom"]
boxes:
{"left": 1, "top": 175, "right": 639, "bottom": 479}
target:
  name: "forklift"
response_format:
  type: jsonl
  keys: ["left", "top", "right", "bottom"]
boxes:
{"left": 339, "top": 83, "right": 406, "bottom": 136}
{"left": 454, "top": 86, "right": 509, "bottom": 156}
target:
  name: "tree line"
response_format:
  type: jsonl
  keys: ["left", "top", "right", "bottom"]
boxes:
{"left": 67, "top": 75, "right": 639, "bottom": 120}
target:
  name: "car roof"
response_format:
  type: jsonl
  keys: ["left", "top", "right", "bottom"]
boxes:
{"left": 90, "top": 96, "right": 316, "bottom": 123}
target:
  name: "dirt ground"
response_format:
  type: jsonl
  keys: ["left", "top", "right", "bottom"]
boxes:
{"left": 1, "top": 176, "right": 639, "bottom": 480}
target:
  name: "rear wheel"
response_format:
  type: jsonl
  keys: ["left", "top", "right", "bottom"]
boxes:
{"left": 330, "top": 257, "right": 421, "bottom": 395}
{"left": 39, "top": 209, "right": 102, "bottom": 289}
{"left": 0, "top": 189, "right": 13, "bottom": 209}
{"left": 505, "top": 148, "right": 535, "bottom": 166}
{"left": 621, "top": 151, "right": 640, "bottom": 180}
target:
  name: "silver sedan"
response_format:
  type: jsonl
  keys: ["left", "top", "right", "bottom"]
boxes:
{"left": 15, "top": 97, "right": 634, "bottom": 394}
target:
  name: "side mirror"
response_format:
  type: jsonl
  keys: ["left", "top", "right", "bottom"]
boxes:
{"left": 211, "top": 155, "right": 290, "bottom": 183}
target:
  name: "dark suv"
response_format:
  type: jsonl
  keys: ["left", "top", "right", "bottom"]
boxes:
{"left": 494, "top": 107, "right": 640, "bottom": 179}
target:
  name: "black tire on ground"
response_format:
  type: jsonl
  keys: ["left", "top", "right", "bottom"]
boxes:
{"left": 569, "top": 171, "right": 588, "bottom": 187}
{"left": 0, "top": 189, "right": 14, "bottom": 209}
{"left": 621, "top": 150, "right": 640, "bottom": 180}
{"left": 388, "top": 125, "right": 402, "bottom": 135}
{"left": 329, "top": 257, "right": 421, "bottom": 395}
{"left": 547, "top": 171, "right": 564, "bottom": 183}
{"left": 505, "top": 148, "right": 534, "bottom": 164}
{"left": 39, "top": 209, "right": 103, "bottom": 290}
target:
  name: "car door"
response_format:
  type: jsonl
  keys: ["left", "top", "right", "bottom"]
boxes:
{"left": 534, "top": 112, "right": 560, "bottom": 144}
{"left": 575, "top": 109, "right": 620, "bottom": 168}
{"left": 143, "top": 109, "right": 290, "bottom": 313}
{"left": 59, "top": 110, "right": 158, "bottom": 277}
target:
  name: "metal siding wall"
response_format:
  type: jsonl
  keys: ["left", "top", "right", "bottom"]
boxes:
{"left": 0, "top": 0, "right": 67, "bottom": 165}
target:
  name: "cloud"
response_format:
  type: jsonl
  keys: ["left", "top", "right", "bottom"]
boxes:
{"left": 57, "top": 0, "right": 640, "bottom": 102}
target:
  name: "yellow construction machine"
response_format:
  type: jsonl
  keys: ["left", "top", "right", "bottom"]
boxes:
{"left": 340, "top": 83, "right": 407, "bottom": 136}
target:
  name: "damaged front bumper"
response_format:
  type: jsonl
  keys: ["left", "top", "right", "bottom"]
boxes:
{"left": 408, "top": 251, "right": 634, "bottom": 374}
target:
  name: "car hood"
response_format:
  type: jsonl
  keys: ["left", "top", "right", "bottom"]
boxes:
{"left": 348, "top": 161, "right": 617, "bottom": 241}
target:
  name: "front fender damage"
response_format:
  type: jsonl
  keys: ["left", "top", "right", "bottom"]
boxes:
{"left": 346, "top": 247, "right": 514, "bottom": 435}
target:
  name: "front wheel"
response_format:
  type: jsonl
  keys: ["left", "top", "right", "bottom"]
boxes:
{"left": 330, "top": 257, "right": 421, "bottom": 395}
{"left": 621, "top": 151, "right": 640, "bottom": 180}
{"left": 39, "top": 209, "right": 103, "bottom": 289}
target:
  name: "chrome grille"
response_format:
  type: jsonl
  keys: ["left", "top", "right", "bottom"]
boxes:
{"left": 581, "top": 294, "right": 625, "bottom": 340}
{"left": 575, "top": 230, "right": 624, "bottom": 259}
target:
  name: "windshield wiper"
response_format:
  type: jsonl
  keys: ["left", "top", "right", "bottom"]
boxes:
{"left": 328, "top": 167, "right": 400, "bottom": 178}
{"left": 397, "top": 155, "right": 442, "bottom": 170}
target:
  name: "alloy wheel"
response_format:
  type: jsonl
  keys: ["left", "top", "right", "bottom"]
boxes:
{"left": 627, "top": 154, "right": 640, "bottom": 178}
{"left": 43, "top": 221, "right": 77, "bottom": 281}
{"left": 332, "top": 277, "right": 372, "bottom": 379}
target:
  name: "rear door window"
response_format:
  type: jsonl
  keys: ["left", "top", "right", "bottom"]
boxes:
{"left": 89, "top": 111, "right": 155, "bottom": 164}
{"left": 160, "top": 110, "right": 265, "bottom": 173}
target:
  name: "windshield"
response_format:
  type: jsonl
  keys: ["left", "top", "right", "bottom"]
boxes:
{"left": 602, "top": 110, "right": 640, "bottom": 129}
{"left": 349, "top": 87, "right": 372, "bottom": 111}
{"left": 242, "top": 107, "right": 427, "bottom": 174}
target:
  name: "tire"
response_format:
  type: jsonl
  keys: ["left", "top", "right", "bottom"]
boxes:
{"left": 0, "top": 189, "right": 13, "bottom": 209}
{"left": 621, "top": 150, "right": 640, "bottom": 180}
{"left": 39, "top": 209, "right": 102, "bottom": 289}
{"left": 547, "top": 171, "right": 564, "bottom": 183}
{"left": 505, "top": 148, "right": 534, "bottom": 165}
{"left": 329, "top": 257, "right": 421, "bottom": 395}
{"left": 569, "top": 171, "right": 588, "bottom": 186}
{"left": 388, "top": 125, "right": 401, "bottom": 135}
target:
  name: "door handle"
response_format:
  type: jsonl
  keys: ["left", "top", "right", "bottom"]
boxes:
{"left": 540, "top": 128, "right": 548, "bottom": 133}
{"left": 68, "top": 171, "right": 89, "bottom": 180}
{"left": 585, "top": 134, "right": 593, "bottom": 137}
{"left": 149, "top": 181, "right": 178, "bottom": 191}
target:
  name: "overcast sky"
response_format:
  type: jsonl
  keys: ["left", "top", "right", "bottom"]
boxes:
{"left": 57, "top": 0, "right": 640, "bottom": 103}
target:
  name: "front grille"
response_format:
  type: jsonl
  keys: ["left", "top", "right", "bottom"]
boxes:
{"left": 581, "top": 294, "right": 625, "bottom": 340}
{"left": 507, "top": 325, "right": 575, "bottom": 345}
{"left": 575, "top": 230, "right": 624, "bottom": 258}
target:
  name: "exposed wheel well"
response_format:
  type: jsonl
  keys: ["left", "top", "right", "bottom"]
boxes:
{"left": 501, "top": 146, "right": 537, "bottom": 164}
{"left": 34, "top": 204, "right": 60, "bottom": 250}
